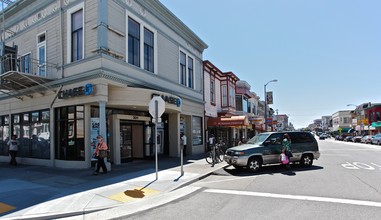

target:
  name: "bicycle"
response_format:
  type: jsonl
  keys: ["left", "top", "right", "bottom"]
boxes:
{"left": 205, "top": 143, "right": 225, "bottom": 165}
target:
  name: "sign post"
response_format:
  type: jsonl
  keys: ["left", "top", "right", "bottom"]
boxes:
{"left": 149, "top": 96, "right": 165, "bottom": 180}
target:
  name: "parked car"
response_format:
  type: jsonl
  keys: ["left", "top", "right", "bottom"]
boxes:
{"left": 371, "top": 134, "right": 381, "bottom": 145}
{"left": 361, "top": 135, "right": 374, "bottom": 144}
{"left": 344, "top": 136, "right": 353, "bottom": 142}
{"left": 223, "top": 131, "right": 320, "bottom": 172}
{"left": 319, "top": 133, "right": 328, "bottom": 140}
{"left": 352, "top": 136, "right": 363, "bottom": 143}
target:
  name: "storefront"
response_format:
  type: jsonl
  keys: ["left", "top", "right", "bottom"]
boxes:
{"left": 0, "top": 75, "right": 204, "bottom": 168}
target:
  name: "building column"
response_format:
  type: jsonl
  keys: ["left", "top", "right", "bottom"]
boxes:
{"left": 168, "top": 113, "right": 180, "bottom": 157}
{"left": 99, "top": 101, "right": 107, "bottom": 139}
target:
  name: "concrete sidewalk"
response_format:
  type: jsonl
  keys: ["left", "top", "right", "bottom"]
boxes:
{"left": 1, "top": 155, "right": 228, "bottom": 220}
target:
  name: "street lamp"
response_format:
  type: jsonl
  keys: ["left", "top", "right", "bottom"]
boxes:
{"left": 264, "top": 79, "right": 278, "bottom": 131}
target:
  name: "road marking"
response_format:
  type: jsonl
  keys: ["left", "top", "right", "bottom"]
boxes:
{"left": 108, "top": 187, "right": 160, "bottom": 203}
{"left": 0, "top": 202, "right": 15, "bottom": 214}
{"left": 204, "top": 189, "right": 381, "bottom": 208}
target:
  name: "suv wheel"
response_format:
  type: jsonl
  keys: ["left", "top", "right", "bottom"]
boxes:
{"left": 247, "top": 157, "right": 262, "bottom": 172}
{"left": 300, "top": 154, "right": 313, "bottom": 167}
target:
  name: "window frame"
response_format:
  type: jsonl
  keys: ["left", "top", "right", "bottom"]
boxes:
{"left": 179, "top": 49, "right": 195, "bottom": 89}
{"left": 66, "top": 3, "right": 84, "bottom": 63}
{"left": 126, "top": 12, "right": 158, "bottom": 74}
{"left": 37, "top": 32, "right": 46, "bottom": 76}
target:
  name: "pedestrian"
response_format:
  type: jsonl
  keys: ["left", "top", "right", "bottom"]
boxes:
{"left": 208, "top": 134, "right": 215, "bottom": 151}
{"left": 93, "top": 135, "right": 108, "bottom": 175}
{"left": 181, "top": 133, "right": 187, "bottom": 157}
{"left": 282, "top": 133, "right": 293, "bottom": 172}
{"left": 8, "top": 134, "right": 19, "bottom": 166}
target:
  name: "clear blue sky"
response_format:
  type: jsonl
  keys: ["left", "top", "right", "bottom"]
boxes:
{"left": 163, "top": 0, "right": 381, "bottom": 129}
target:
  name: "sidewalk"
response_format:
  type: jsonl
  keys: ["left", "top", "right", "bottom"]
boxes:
{"left": 1, "top": 155, "right": 228, "bottom": 220}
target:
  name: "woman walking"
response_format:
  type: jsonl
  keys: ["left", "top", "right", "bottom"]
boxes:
{"left": 93, "top": 135, "right": 108, "bottom": 175}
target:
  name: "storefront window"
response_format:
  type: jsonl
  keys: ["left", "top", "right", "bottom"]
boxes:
{"left": 0, "top": 116, "right": 9, "bottom": 156}
{"left": 55, "top": 105, "right": 85, "bottom": 161}
{"left": 192, "top": 116, "right": 203, "bottom": 145}
{"left": 7, "top": 111, "right": 50, "bottom": 159}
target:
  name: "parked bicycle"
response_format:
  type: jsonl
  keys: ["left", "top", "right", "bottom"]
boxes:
{"left": 205, "top": 143, "right": 225, "bottom": 166}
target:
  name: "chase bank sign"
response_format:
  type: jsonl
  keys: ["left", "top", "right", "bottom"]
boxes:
{"left": 58, "top": 84, "right": 94, "bottom": 99}
{"left": 152, "top": 93, "right": 181, "bottom": 107}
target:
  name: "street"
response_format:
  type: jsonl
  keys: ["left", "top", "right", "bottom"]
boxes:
{"left": 126, "top": 138, "right": 381, "bottom": 220}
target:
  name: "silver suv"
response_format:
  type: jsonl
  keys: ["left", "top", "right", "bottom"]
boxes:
{"left": 224, "top": 131, "right": 320, "bottom": 172}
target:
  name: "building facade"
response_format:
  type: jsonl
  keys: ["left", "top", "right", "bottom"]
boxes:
{"left": 0, "top": 0, "right": 207, "bottom": 168}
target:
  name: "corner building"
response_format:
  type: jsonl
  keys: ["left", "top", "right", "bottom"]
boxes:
{"left": 0, "top": 0, "right": 207, "bottom": 168}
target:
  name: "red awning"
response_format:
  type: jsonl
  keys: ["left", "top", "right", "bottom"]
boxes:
{"left": 207, "top": 116, "right": 247, "bottom": 127}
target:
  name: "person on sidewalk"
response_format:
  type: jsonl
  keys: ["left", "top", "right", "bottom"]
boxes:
{"left": 181, "top": 133, "right": 187, "bottom": 157}
{"left": 8, "top": 134, "right": 19, "bottom": 166}
{"left": 93, "top": 135, "right": 108, "bottom": 175}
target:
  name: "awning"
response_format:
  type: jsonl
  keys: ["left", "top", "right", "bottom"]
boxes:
{"left": 0, "top": 71, "right": 54, "bottom": 99}
{"left": 371, "top": 122, "right": 381, "bottom": 128}
{"left": 207, "top": 116, "right": 248, "bottom": 127}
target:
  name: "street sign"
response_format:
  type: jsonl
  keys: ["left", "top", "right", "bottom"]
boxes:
{"left": 149, "top": 96, "right": 165, "bottom": 119}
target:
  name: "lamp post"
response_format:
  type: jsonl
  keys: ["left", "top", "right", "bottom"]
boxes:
{"left": 264, "top": 79, "right": 278, "bottom": 131}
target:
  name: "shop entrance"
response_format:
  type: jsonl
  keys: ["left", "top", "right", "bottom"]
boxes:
{"left": 120, "top": 120, "right": 144, "bottom": 163}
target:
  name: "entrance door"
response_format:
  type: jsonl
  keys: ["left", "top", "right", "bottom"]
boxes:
{"left": 120, "top": 124, "right": 132, "bottom": 162}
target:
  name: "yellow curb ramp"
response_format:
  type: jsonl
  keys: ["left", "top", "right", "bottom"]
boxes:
{"left": 0, "top": 202, "right": 15, "bottom": 214}
{"left": 108, "top": 187, "right": 160, "bottom": 203}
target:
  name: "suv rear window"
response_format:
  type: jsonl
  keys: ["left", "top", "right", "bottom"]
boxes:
{"left": 289, "top": 132, "right": 314, "bottom": 143}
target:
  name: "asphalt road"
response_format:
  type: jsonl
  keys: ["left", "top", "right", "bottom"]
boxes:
{"left": 126, "top": 138, "right": 381, "bottom": 220}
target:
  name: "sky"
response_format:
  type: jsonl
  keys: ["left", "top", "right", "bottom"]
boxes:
{"left": 159, "top": 0, "right": 381, "bottom": 129}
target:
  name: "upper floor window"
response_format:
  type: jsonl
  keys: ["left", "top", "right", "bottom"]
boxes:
{"left": 210, "top": 79, "right": 215, "bottom": 104}
{"left": 188, "top": 57, "right": 194, "bottom": 88}
{"left": 376, "top": 112, "right": 381, "bottom": 121}
{"left": 221, "top": 85, "right": 227, "bottom": 106}
{"left": 229, "top": 85, "right": 235, "bottom": 108}
{"left": 179, "top": 50, "right": 195, "bottom": 89}
{"left": 236, "top": 95, "right": 243, "bottom": 111}
{"left": 19, "top": 53, "right": 31, "bottom": 74}
{"left": 144, "top": 28, "right": 154, "bottom": 72}
{"left": 180, "top": 52, "right": 186, "bottom": 86}
{"left": 67, "top": 3, "right": 84, "bottom": 63}
{"left": 37, "top": 33, "right": 46, "bottom": 76}
{"left": 128, "top": 17, "right": 140, "bottom": 67}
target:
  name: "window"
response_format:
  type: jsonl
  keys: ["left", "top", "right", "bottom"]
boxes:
{"left": 236, "top": 95, "right": 243, "bottom": 111}
{"left": 376, "top": 112, "right": 381, "bottom": 121}
{"left": 37, "top": 33, "right": 46, "bottom": 76}
{"left": 55, "top": 105, "right": 85, "bottom": 161}
{"left": 210, "top": 79, "right": 215, "bottom": 104}
{"left": 188, "top": 57, "right": 194, "bottom": 88}
{"left": 20, "top": 53, "right": 31, "bottom": 73}
{"left": 71, "top": 10, "right": 83, "bottom": 62}
{"left": 180, "top": 52, "right": 186, "bottom": 86}
{"left": 5, "top": 110, "right": 50, "bottom": 159}
{"left": 221, "top": 85, "right": 227, "bottom": 106}
{"left": 229, "top": 85, "right": 235, "bottom": 107}
{"left": 192, "top": 116, "right": 203, "bottom": 145}
{"left": 179, "top": 50, "right": 195, "bottom": 89}
{"left": 67, "top": 3, "right": 84, "bottom": 63}
{"left": 126, "top": 13, "right": 157, "bottom": 73}
{"left": 128, "top": 17, "right": 140, "bottom": 67}
{"left": 243, "top": 97, "right": 248, "bottom": 113}
{"left": 144, "top": 28, "right": 154, "bottom": 72}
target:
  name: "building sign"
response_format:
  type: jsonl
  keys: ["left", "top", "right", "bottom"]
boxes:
{"left": 152, "top": 94, "right": 181, "bottom": 107}
{"left": 58, "top": 84, "right": 94, "bottom": 99}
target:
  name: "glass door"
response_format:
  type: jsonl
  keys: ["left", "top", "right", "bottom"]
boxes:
{"left": 120, "top": 123, "right": 132, "bottom": 162}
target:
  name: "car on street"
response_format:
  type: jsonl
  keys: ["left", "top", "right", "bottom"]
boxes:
{"left": 361, "top": 135, "right": 374, "bottom": 144}
{"left": 371, "top": 134, "right": 381, "bottom": 145}
{"left": 344, "top": 136, "right": 354, "bottom": 142}
{"left": 319, "top": 133, "right": 328, "bottom": 140}
{"left": 352, "top": 135, "right": 363, "bottom": 143}
{"left": 224, "top": 131, "right": 320, "bottom": 172}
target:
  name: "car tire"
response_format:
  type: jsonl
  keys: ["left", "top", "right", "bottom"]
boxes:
{"left": 247, "top": 157, "right": 262, "bottom": 172}
{"left": 300, "top": 154, "right": 313, "bottom": 167}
